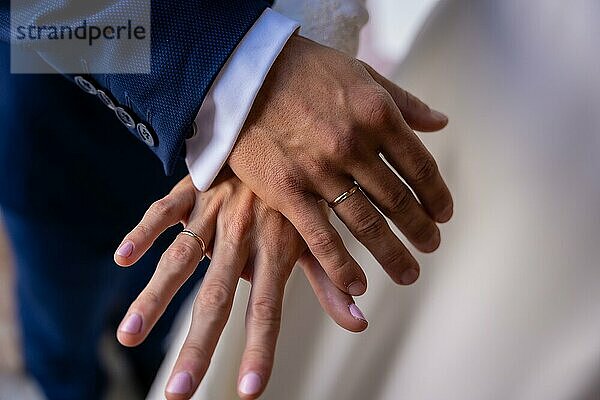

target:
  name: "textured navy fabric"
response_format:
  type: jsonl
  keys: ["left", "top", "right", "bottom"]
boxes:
{"left": 0, "top": 2, "right": 271, "bottom": 398}
{"left": 0, "top": 41, "right": 208, "bottom": 399}
{"left": 0, "top": 0, "right": 273, "bottom": 175}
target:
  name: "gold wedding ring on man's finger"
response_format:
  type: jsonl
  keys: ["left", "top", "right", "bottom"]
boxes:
{"left": 329, "top": 184, "right": 361, "bottom": 208}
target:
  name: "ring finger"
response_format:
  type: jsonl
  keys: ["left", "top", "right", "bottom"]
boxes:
{"left": 117, "top": 209, "right": 218, "bottom": 347}
{"left": 164, "top": 227, "right": 250, "bottom": 400}
{"left": 322, "top": 177, "right": 420, "bottom": 285}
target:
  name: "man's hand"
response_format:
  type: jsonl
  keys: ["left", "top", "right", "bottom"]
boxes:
{"left": 228, "top": 35, "right": 453, "bottom": 295}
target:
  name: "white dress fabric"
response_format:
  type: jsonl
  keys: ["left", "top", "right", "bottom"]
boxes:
{"left": 148, "top": 0, "right": 600, "bottom": 399}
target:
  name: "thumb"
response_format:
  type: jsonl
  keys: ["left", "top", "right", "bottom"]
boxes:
{"left": 361, "top": 61, "right": 448, "bottom": 132}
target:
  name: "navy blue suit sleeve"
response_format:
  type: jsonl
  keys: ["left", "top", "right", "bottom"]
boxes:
{"left": 0, "top": 0, "right": 272, "bottom": 175}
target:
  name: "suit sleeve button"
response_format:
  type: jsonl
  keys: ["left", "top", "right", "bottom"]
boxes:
{"left": 136, "top": 123, "right": 156, "bottom": 147}
{"left": 74, "top": 76, "right": 97, "bottom": 95}
{"left": 115, "top": 107, "right": 136, "bottom": 129}
{"left": 96, "top": 90, "right": 116, "bottom": 110}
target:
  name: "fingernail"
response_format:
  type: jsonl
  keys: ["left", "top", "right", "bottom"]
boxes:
{"left": 401, "top": 269, "right": 419, "bottom": 285}
{"left": 348, "top": 303, "right": 367, "bottom": 322}
{"left": 239, "top": 372, "right": 262, "bottom": 396}
{"left": 431, "top": 109, "right": 448, "bottom": 122}
{"left": 348, "top": 280, "right": 366, "bottom": 296}
{"left": 119, "top": 313, "right": 142, "bottom": 334}
{"left": 166, "top": 371, "right": 193, "bottom": 395}
{"left": 116, "top": 240, "right": 134, "bottom": 258}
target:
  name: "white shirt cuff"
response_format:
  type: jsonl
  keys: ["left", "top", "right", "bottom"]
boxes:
{"left": 185, "top": 8, "right": 300, "bottom": 191}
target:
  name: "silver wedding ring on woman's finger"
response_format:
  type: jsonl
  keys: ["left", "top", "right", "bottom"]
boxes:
{"left": 179, "top": 229, "right": 207, "bottom": 261}
{"left": 329, "top": 184, "right": 361, "bottom": 208}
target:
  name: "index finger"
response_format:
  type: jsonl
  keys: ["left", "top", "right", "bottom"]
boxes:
{"left": 114, "top": 187, "right": 195, "bottom": 267}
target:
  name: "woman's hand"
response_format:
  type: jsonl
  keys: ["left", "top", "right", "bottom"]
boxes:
{"left": 114, "top": 170, "right": 367, "bottom": 400}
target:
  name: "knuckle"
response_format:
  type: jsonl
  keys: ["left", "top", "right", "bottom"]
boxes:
{"left": 224, "top": 215, "right": 252, "bottom": 243}
{"left": 329, "top": 258, "right": 351, "bottom": 275}
{"left": 218, "top": 236, "right": 242, "bottom": 257}
{"left": 362, "top": 88, "right": 396, "bottom": 126}
{"left": 135, "top": 222, "right": 152, "bottom": 240}
{"left": 378, "top": 244, "right": 405, "bottom": 270}
{"left": 165, "top": 242, "right": 197, "bottom": 264}
{"left": 244, "top": 344, "right": 273, "bottom": 364}
{"left": 257, "top": 244, "right": 288, "bottom": 274}
{"left": 197, "top": 280, "right": 232, "bottom": 313}
{"left": 411, "top": 155, "right": 438, "bottom": 184}
{"left": 181, "top": 341, "right": 211, "bottom": 369}
{"left": 326, "top": 124, "right": 361, "bottom": 158}
{"left": 141, "top": 288, "right": 163, "bottom": 310}
{"left": 384, "top": 188, "right": 413, "bottom": 216}
{"left": 250, "top": 295, "right": 281, "bottom": 326}
{"left": 412, "top": 222, "right": 437, "bottom": 245}
{"left": 219, "top": 180, "right": 236, "bottom": 197}
{"left": 149, "top": 197, "right": 176, "bottom": 219}
{"left": 307, "top": 229, "right": 339, "bottom": 257}
{"left": 353, "top": 212, "right": 387, "bottom": 240}
{"left": 277, "top": 172, "right": 304, "bottom": 195}
{"left": 328, "top": 259, "right": 356, "bottom": 286}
